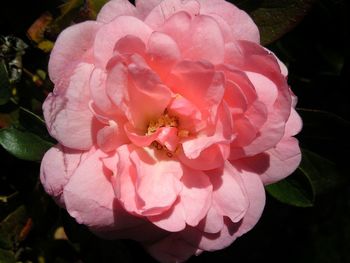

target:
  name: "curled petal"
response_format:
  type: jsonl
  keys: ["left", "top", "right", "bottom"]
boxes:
{"left": 97, "top": 0, "right": 139, "bottom": 23}
{"left": 131, "top": 148, "right": 183, "bottom": 215}
{"left": 198, "top": 0, "right": 260, "bottom": 43}
{"left": 43, "top": 64, "right": 95, "bottom": 150}
{"left": 94, "top": 16, "right": 152, "bottom": 67}
{"left": 63, "top": 150, "right": 144, "bottom": 236}
{"left": 237, "top": 137, "right": 302, "bottom": 185}
{"left": 49, "top": 21, "right": 101, "bottom": 89}
{"left": 180, "top": 167, "right": 212, "bottom": 226}
{"left": 40, "top": 145, "right": 91, "bottom": 206}
{"left": 148, "top": 198, "right": 186, "bottom": 232}
{"left": 144, "top": 0, "right": 200, "bottom": 29}
{"left": 207, "top": 162, "right": 248, "bottom": 223}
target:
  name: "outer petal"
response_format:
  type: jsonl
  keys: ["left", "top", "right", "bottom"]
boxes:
{"left": 182, "top": 169, "right": 265, "bottom": 251}
{"left": 284, "top": 108, "right": 303, "bottom": 137}
{"left": 49, "top": 21, "right": 101, "bottom": 89}
{"left": 233, "top": 171, "right": 265, "bottom": 237}
{"left": 144, "top": 0, "right": 200, "bottom": 29}
{"left": 40, "top": 145, "right": 90, "bottom": 206}
{"left": 237, "top": 137, "right": 302, "bottom": 185}
{"left": 148, "top": 199, "right": 186, "bottom": 232}
{"left": 97, "top": 0, "right": 138, "bottom": 23}
{"left": 63, "top": 149, "right": 142, "bottom": 234}
{"left": 135, "top": 0, "right": 162, "bottom": 19}
{"left": 198, "top": 0, "right": 260, "bottom": 43}
{"left": 231, "top": 71, "right": 291, "bottom": 158}
{"left": 197, "top": 205, "right": 224, "bottom": 234}
{"left": 43, "top": 64, "right": 95, "bottom": 150}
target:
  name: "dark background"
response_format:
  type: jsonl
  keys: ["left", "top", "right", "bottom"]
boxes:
{"left": 1, "top": 0, "right": 349, "bottom": 262}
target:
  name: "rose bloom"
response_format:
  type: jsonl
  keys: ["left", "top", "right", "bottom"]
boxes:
{"left": 40, "top": 0, "right": 302, "bottom": 262}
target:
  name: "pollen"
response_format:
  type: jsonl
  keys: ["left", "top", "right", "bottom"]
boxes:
{"left": 146, "top": 113, "right": 179, "bottom": 135}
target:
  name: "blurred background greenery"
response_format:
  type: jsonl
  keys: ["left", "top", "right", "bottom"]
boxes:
{"left": 0, "top": 0, "right": 349, "bottom": 262}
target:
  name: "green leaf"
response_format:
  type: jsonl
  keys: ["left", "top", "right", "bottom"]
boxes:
{"left": 266, "top": 149, "right": 343, "bottom": 207}
{"left": 0, "top": 206, "right": 28, "bottom": 250}
{"left": 18, "top": 107, "right": 55, "bottom": 143}
{"left": 299, "top": 149, "right": 343, "bottom": 195}
{"left": 246, "top": 0, "right": 316, "bottom": 45}
{"left": 87, "top": 0, "right": 109, "bottom": 18}
{"left": 49, "top": 0, "right": 85, "bottom": 36}
{"left": 0, "top": 61, "right": 11, "bottom": 106}
{"left": 266, "top": 168, "right": 314, "bottom": 207}
{"left": 0, "top": 248, "right": 16, "bottom": 263}
{"left": 0, "top": 127, "right": 53, "bottom": 161}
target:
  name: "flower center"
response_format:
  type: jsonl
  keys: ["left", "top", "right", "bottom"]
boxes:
{"left": 146, "top": 112, "right": 179, "bottom": 135}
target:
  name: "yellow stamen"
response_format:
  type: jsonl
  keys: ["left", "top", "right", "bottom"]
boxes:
{"left": 146, "top": 113, "right": 179, "bottom": 135}
{"left": 178, "top": 129, "right": 189, "bottom": 138}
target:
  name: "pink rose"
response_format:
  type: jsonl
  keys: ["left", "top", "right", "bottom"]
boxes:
{"left": 40, "top": 0, "right": 302, "bottom": 261}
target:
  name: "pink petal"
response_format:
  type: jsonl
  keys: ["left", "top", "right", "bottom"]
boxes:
{"left": 181, "top": 15, "right": 225, "bottom": 64}
{"left": 97, "top": 121, "right": 129, "bottom": 152}
{"left": 97, "top": 0, "right": 138, "bottom": 23}
{"left": 207, "top": 13, "right": 234, "bottom": 42}
{"left": 197, "top": 205, "right": 224, "bottom": 234}
{"left": 197, "top": 218, "right": 241, "bottom": 251}
{"left": 146, "top": 31, "right": 181, "bottom": 78}
{"left": 169, "top": 60, "right": 225, "bottom": 111}
{"left": 43, "top": 64, "right": 95, "bottom": 150}
{"left": 112, "top": 145, "right": 139, "bottom": 214}
{"left": 178, "top": 144, "right": 229, "bottom": 171}
{"left": 94, "top": 16, "right": 152, "bottom": 67}
{"left": 130, "top": 148, "right": 183, "bottom": 216}
{"left": 126, "top": 124, "right": 179, "bottom": 151}
{"left": 206, "top": 162, "right": 249, "bottom": 223}
{"left": 144, "top": 0, "right": 200, "bottom": 29}
{"left": 284, "top": 108, "right": 303, "bottom": 138}
{"left": 124, "top": 123, "right": 159, "bottom": 147}
{"left": 236, "top": 71, "right": 291, "bottom": 158}
{"left": 181, "top": 103, "right": 233, "bottom": 160}
{"left": 63, "top": 150, "right": 143, "bottom": 233}
{"left": 168, "top": 95, "right": 203, "bottom": 133}
{"left": 114, "top": 35, "right": 146, "bottom": 55}
{"left": 40, "top": 145, "right": 91, "bottom": 206}
{"left": 233, "top": 171, "right": 265, "bottom": 237}
{"left": 127, "top": 57, "right": 172, "bottom": 129}
{"left": 237, "top": 137, "right": 301, "bottom": 185}
{"left": 135, "top": 0, "right": 162, "bottom": 19}
{"left": 105, "top": 61, "right": 131, "bottom": 117}
{"left": 183, "top": 170, "right": 265, "bottom": 251}
{"left": 89, "top": 67, "right": 118, "bottom": 114}
{"left": 159, "top": 11, "right": 192, "bottom": 49}
{"left": 94, "top": 201, "right": 167, "bottom": 241}
{"left": 148, "top": 198, "right": 186, "bottom": 232}
{"left": 49, "top": 21, "right": 101, "bottom": 89}
{"left": 198, "top": 0, "right": 260, "bottom": 43}
{"left": 180, "top": 167, "right": 212, "bottom": 226}
{"left": 224, "top": 80, "right": 248, "bottom": 113}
